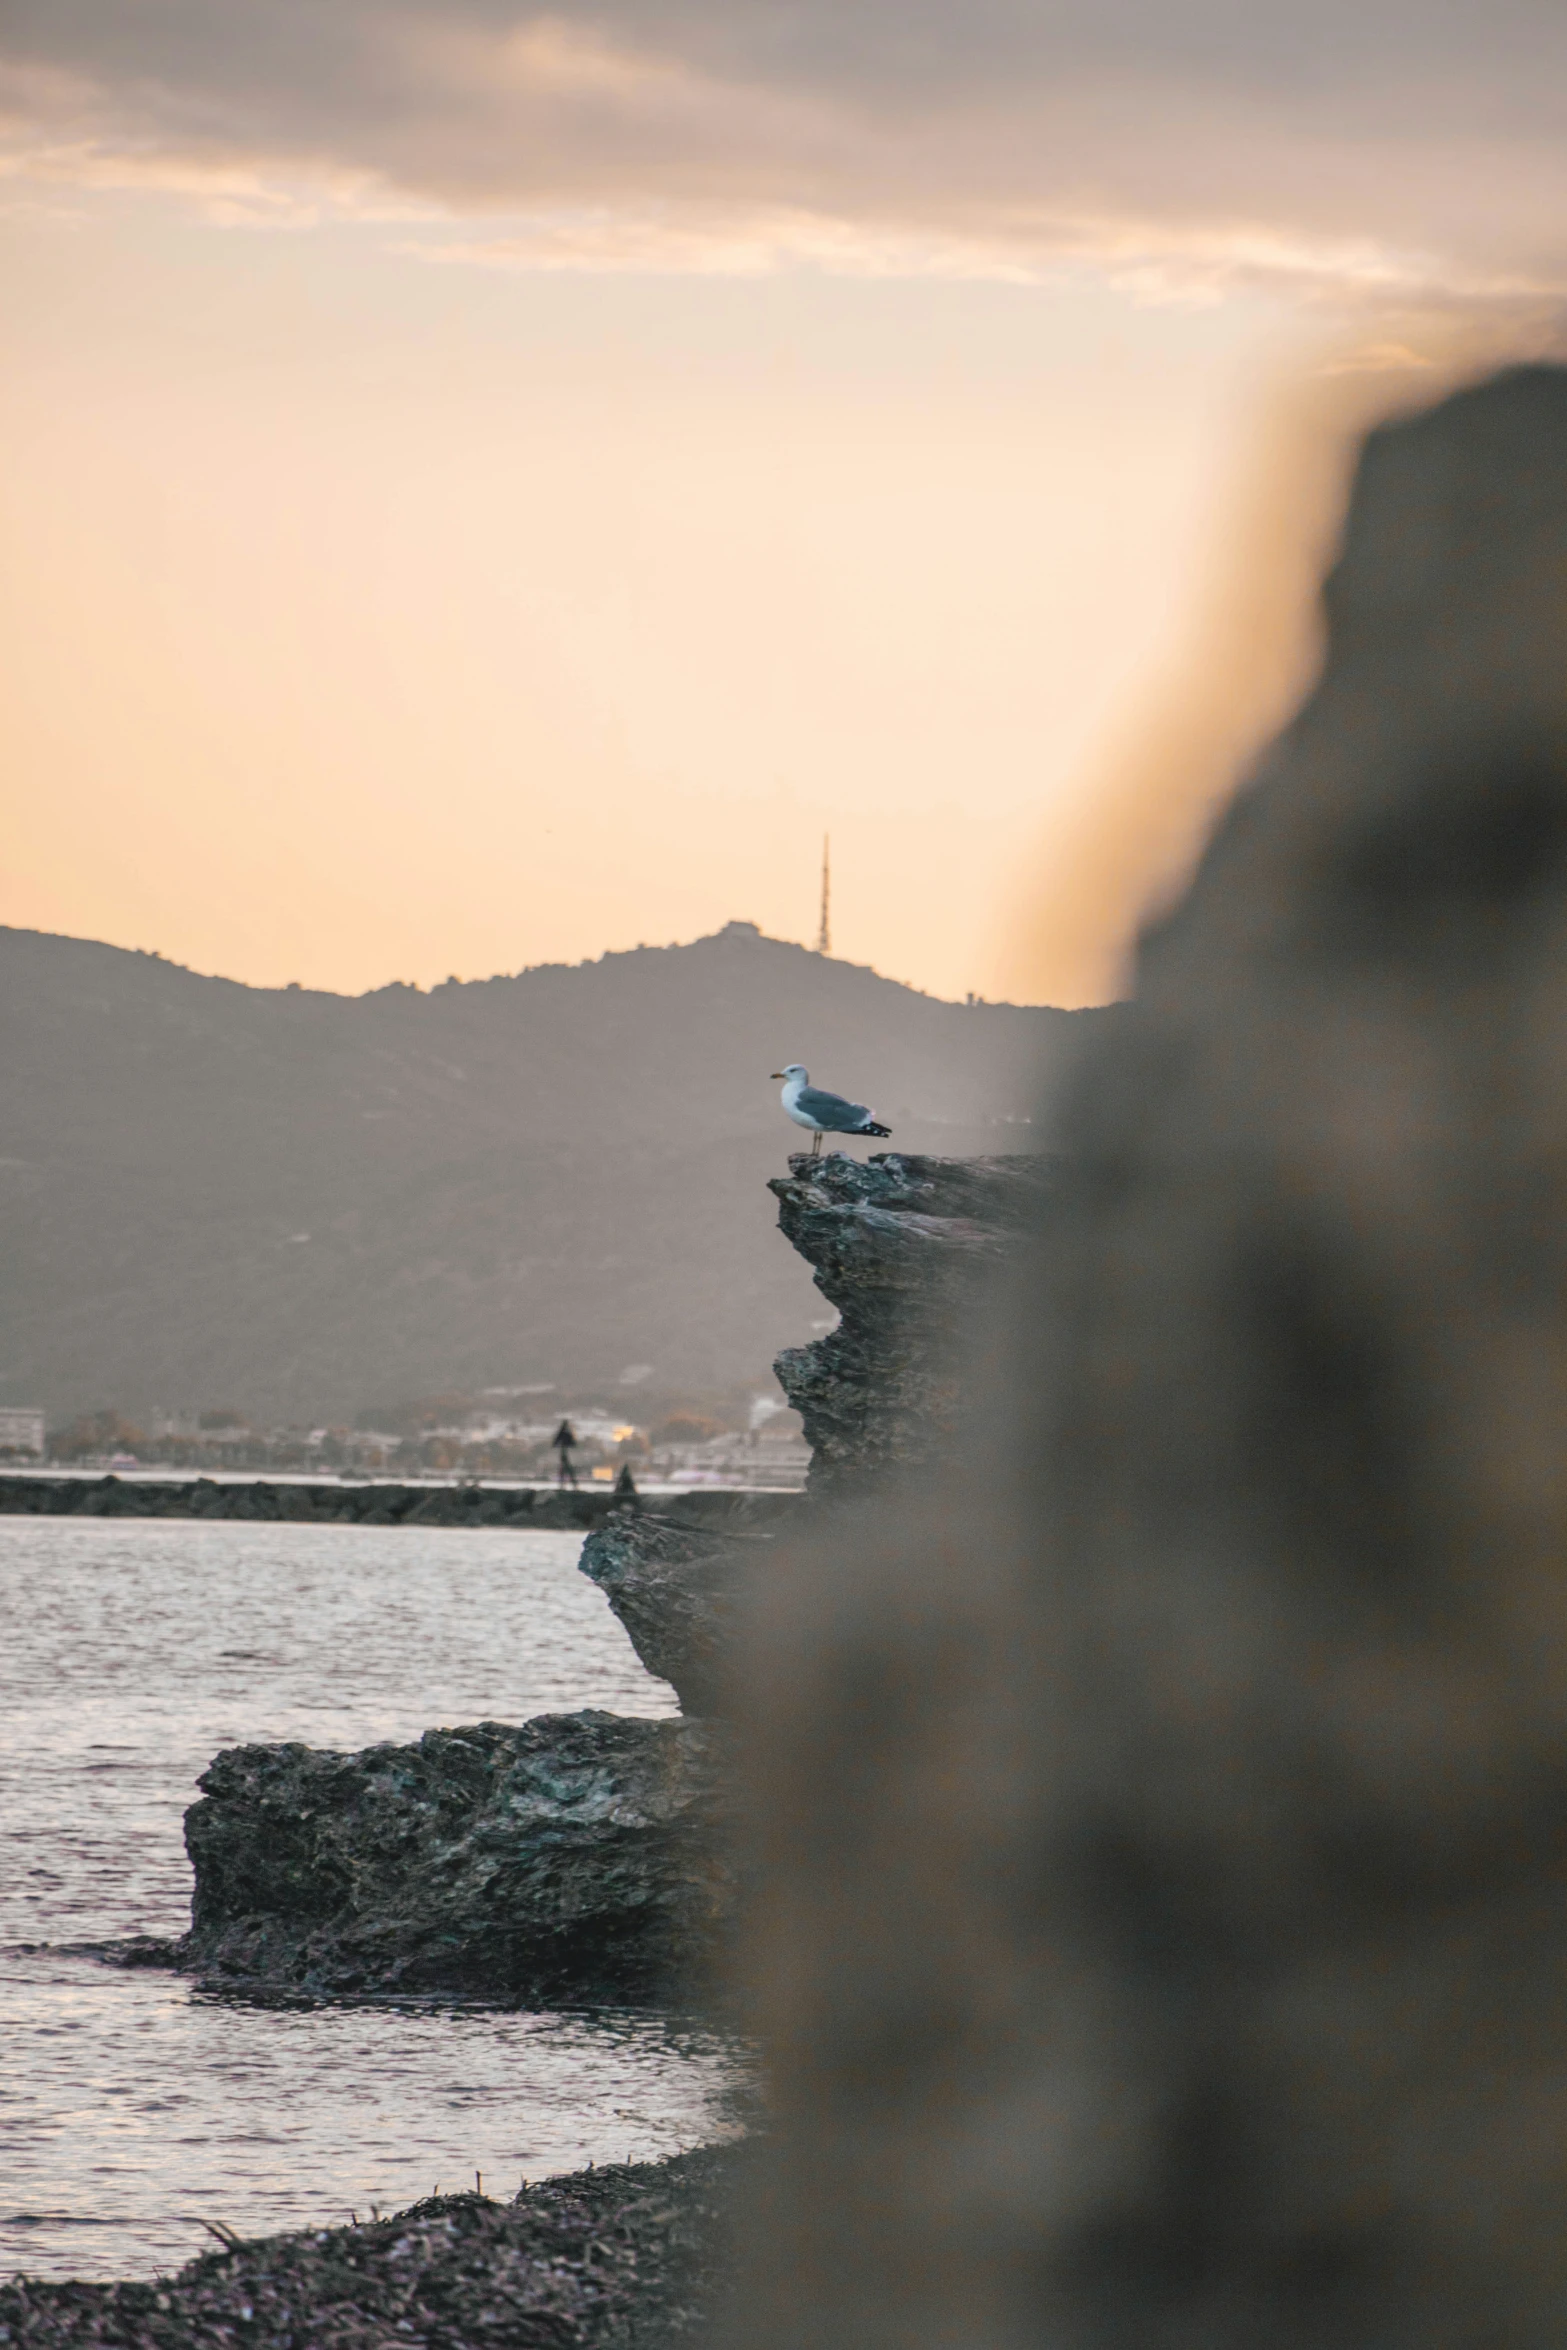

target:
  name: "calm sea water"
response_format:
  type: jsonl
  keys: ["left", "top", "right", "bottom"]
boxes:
{"left": 0, "top": 1519, "right": 737, "bottom": 2282}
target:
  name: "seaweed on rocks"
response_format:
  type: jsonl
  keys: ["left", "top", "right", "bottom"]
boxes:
{"left": 0, "top": 2145, "right": 737, "bottom": 2349}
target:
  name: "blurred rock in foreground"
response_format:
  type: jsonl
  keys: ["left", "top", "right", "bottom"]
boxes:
{"left": 732, "top": 365, "right": 1567, "bottom": 2349}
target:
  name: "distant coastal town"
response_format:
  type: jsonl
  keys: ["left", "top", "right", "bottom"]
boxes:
{"left": 0, "top": 1388, "right": 810, "bottom": 1489}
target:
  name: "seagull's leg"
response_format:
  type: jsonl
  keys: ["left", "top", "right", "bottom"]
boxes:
{"left": 812, "top": 1130, "right": 823, "bottom": 1159}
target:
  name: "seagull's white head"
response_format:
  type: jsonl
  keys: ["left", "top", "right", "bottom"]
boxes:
{"left": 772, "top": 1064, "right": 808, "bottom": 1082}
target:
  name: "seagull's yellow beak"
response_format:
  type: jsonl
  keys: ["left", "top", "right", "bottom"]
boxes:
{"left": 770, "top": 1070, "right": 787, "bottom": 1079}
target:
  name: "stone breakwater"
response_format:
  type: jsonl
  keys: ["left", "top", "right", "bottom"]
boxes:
{"left": 0, "top": 1475, "right": 761, "bottom": 1532}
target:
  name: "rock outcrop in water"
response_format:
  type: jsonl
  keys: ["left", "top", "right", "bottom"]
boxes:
{"left": 770, "top": 1151, "right": 1058, "bottom": 1491}
{"left": 158, "top": 1501, "right": 808, "bottom": 2004}
{"left": 150, "top": 1159, "right": 1042, "bottom": 2008}
{"left": 572, "top": 1160, "right": 1055, "bottom": 1732}
{"left": 170, "top": 1712, "right": 733, "bottom": 2005}
{"left": 575, "top": 1498, "right": 795, "bottom": 1716}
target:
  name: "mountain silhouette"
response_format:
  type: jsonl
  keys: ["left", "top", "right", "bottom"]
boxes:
{"left": 0, "top": 922, "right": 1114, "bottom": 1426}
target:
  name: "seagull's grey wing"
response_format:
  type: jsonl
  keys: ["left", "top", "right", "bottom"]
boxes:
{"left": 794, "top": 1084, "right": 871, "bottom": 1130}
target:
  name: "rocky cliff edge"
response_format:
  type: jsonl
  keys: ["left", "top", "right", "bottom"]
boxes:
{"left": 770, "top": 1151, "right": 1057, "bottom": 1491}
{"left": 150, "top": 1152, "right": 1049, "bottom": 2007}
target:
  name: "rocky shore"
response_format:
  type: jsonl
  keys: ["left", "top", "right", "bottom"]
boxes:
{"left": 19, "top": 1148, "right": 1045, "bottom": 2338}
{"left": 113, "top": 1489, "right": 798, "bottom": 2007}
{"left": 89, "top": 1155, "right": 1042, "bottom": 2010}
{"left": 0, "top": 2147, "right": 737, "bottom": 2349}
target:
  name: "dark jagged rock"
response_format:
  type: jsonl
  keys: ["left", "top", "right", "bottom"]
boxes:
{"left": 89, "top": 1156, "right": 1039, "bottom": 2013}
{"left": 168, "top": 1711, "right": 733, "bottom": 2004}
{"left": 575, "top": 1166, "right": 1060, "bottom": 1723}
{"left": 0, "top": 2146, "right": 737, "bottom": 2348}
{"left": 769, "top": 1151, "right": 1058, "bottom": 1491}
{"left": 577, "top": 1498, "right": 795, "bottom": 1715}
{"left": 578, "top": 1515, "right": 735, "bottom": 1716}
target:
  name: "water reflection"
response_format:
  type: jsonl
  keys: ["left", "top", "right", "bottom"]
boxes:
{"left": 0, "top": 1520, "right": 736, "bottom": 2279}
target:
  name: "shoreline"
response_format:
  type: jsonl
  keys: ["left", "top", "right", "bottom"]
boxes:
{"left": 0, "top": 1153, "right": 1028, "bottom": 2329}
{"left": 0, "top": 2145, "right": 738, "bottom": 2347}
{"left": 0, "top": 1474, "right": 806, "bottom": 1531}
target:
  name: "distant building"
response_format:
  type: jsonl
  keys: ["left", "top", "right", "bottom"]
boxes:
{"left": 150, "top": 1410, "right": 202, "bottom": 1441}
{"left": 0, "top": 1407, "right": 45, "bottom": 1458}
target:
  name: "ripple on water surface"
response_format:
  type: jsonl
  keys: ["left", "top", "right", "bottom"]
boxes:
{"left": 0, "top": 1517, "right": 736, "bottom": 2281}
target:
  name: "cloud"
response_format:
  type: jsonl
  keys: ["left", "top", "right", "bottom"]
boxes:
{"left": 392, "top": 207, "right": 1563, "bottom": 332}
{"left": 4, "top": 1, "right": 1567, "bottom": 310}
{"left": 1320, "top": 340, "right": 1440, "bottom": 376}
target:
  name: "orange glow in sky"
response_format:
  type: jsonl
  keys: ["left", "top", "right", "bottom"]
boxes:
{"left": 3, "top": 5, "right": 1564, "bottom": 1003}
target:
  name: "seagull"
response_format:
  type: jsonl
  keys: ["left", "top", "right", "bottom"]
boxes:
{"left": 771, "top": 1064, "right": 892, "bottom": 1159}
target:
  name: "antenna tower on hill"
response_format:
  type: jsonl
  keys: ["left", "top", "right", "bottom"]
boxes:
{"left": 817, "top": 834, "right": 831, "bottom": 956}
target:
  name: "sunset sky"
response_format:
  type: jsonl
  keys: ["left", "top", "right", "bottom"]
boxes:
{"left": 4, "top": 2, "right": 1566, "bottom": 1004}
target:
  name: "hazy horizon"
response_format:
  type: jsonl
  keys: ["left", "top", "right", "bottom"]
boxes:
{"left": 0, "top": 919, "right": 1107, "bottom": 1426}
{"left": 2, "top": 912, "right": 1084, "bottom": 1010}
